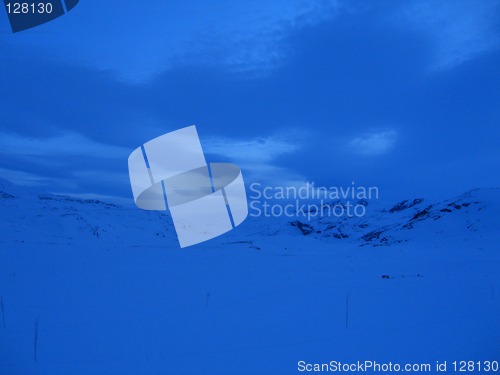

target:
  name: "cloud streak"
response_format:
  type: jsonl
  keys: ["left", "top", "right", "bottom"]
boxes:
{"left": 171, "top": 0, "right": 340, "bottom": 76}
{"left": 0, "top": 132, "right": 130, "bottom": 159}
{"left": 204, "top": 134, "right": 300, "bottom": 163}
{"left": 204, "top": 133, "right": 305, "bottom": 184}
{"left": 399, "top": 0, "right": 500, "bottom": 69}
{"left": 349, "top": 130, "right": 397, "bottom": 156}
{"left": 0, "top": 167, "right": 73, "bottom": 187}
{"left": 4, "top": 0, "right": 340, "bottom": 81}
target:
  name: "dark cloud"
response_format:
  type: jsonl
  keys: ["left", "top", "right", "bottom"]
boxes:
{"left": 0, "top": 1, "right": 498, "bottom": 202}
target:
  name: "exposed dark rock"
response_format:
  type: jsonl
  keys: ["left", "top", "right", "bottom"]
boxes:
{"left": 409, "top": 206, "right": 432, "bottom": 221}
{"left": 357, "top": 198, "right": 369, "bottom": 206}
{"left": 389, "top": 198, "right": 424, "bottom": 213}
{"left": 362, "top": 230, "right": 383, "bottom": 242}
{"left": 290, "top": 220, "right": 315, "bottom": 235}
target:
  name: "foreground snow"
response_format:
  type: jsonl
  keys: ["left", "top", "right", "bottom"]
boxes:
{"left": 0, "top": 180, "right": 498, "bottom": 374}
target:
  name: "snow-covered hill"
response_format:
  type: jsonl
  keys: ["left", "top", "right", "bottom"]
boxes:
{"left": 0, "top": 179, "right": 498, "bottom": 374}
{"left": 1, "top": 177, "right": 497, "bottom": 250}
{"left": 287, "top": 188, "right": 498, "bottom": 247}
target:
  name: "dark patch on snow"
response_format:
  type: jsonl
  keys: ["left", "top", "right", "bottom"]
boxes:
{"left": 389, "top": 198, "right": 424, "bottom": 213}
{"left": 0, "top": 191, "right": 15, "bottom": 199}
{"left": 409, "top": 205, "right": 433, "bottom": 222}
{"left": 357, "top": 198, "right": 369, "bottom": 206}
{"left": 332, "top": 233, "right": 349, "bottom": 239}
{"left": 223, "top": 240, "right": 254, "bottom": 245}
{"left": 290, "top": 221, "right": 315, "bottom": 235}
{"left": 361, "top": 230, "right": 384, "bottom": 242}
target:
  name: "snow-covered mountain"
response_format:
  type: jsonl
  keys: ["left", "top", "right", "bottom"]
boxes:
{"left": 287, "top": 188, "right": 498, "bottom": 246}
{"left": 1, "top": 177, "right": 497, "bottom": 250}
{"left": 0, "top": 179, "right": 498, "bottom": 374}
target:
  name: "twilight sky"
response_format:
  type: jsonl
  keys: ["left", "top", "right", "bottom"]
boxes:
{"left": 0, "top": 0, "right": 499, "bottom": 204}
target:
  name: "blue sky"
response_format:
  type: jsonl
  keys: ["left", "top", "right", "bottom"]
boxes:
{"left": 0, "top": 0, "right": 499, "bottom": 203}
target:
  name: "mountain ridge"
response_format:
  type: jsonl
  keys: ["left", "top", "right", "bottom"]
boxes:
{"left": 1, "top": 177, "right": 497, "bottom": 249}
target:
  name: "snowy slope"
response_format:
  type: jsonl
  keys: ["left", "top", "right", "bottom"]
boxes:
{"left": 0, "top": 179, "right": 498, "bottom": 374}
